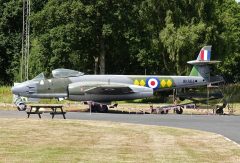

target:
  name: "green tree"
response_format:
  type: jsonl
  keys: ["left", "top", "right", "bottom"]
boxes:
{"left": 30, "top": 0, "right": 144, "bottom": 75}
{"left": 0, "top": 0, "right": 22, "bottom": 84}
{"left": 160, "top": 11, "right": 207, "bottom": 75}
{"left": 216, "top": 0, "right": 240, "bottom": 82}
{"left": 0, "top": 0, "right": 240, "bottom": 85}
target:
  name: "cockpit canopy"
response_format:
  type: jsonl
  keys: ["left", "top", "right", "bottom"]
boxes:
{"left": 32, "top": 72, "right": 45, "bottom": 81}
{"left": 32, "top": 69, "right": 84, "bottom": 80}
{"left": 52, "top": 69, "right": 84, "bottom": 78}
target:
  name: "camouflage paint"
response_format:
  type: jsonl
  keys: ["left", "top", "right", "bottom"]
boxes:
{"left": 189, "top": 66, "right": 199, "bottom": 76}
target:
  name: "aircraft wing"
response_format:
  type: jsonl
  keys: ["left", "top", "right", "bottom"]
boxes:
{"left": 68, "top": 81, "right": 153, "bottom": 102}
{"left": 68, "top": 81, "right": 151, "bottom": 95}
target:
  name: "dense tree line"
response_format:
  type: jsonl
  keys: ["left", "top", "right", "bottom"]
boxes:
{"left": 0, "top": 0, "right": 239, "bottom": 85}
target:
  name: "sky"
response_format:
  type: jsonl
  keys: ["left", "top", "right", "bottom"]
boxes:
{"left": 237, "top": 0, "right": 240, "bottom": 2}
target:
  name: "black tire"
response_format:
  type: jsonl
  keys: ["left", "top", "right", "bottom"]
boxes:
{"left": 160, "top": 110, "right": 169, "bottom": 114}
{"left": 91, "top": 104, "right": 99, "bottom": 112}
{"left": 176, "top": 107, "right": 183, "bottom": 114}
{"left": 98, "top": 105, "right": 108, "bottom": 113}
{"left": 17, "top": 104, "right": 26, "bottom": 111}
{"left": 216, "top": 108, "right": 223, "bottom": 115}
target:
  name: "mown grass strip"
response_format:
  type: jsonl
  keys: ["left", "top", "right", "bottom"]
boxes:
{"left": 0, "top": 118, "right": 239, "bottom": 162}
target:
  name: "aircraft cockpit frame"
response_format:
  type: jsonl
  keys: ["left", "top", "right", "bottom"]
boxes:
{"left": 31, "top": 68, "right": 84, "bottom": 81}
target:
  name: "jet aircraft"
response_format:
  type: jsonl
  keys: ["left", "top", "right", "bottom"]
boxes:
{"left": 12, "top": 46, "right": 224, "bottom": 112}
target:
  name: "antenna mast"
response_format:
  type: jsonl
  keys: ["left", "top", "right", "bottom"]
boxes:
{"left": 21, "top": 0, "right": 30, "bottom": 81}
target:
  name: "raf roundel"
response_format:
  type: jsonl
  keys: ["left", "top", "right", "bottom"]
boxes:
{"left": 146, "top": 77, "right": 160, "bottom": 89}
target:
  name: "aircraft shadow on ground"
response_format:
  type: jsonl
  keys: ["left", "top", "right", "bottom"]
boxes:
{"left": 68, "top": 109, "right": 150, "bottom": 114}
{"left": 67, "top": 108, "right": 238, "bottom": 116}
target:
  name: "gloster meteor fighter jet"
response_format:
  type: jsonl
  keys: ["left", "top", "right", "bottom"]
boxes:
{"left": 12, "top": 46, "right": 223, "bottom": 112}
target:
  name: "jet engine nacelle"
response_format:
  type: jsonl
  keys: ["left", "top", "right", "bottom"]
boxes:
{"left": 68, "top": 82, "right": 153, "bottom": 102}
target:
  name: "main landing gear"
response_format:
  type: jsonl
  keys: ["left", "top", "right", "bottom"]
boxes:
{"left": 173, "top": 89, "right": 183, "bottom": 114}
{"left": 215, "top": 100, "right": 227, "bottom": 115}
{"left": 90, "top": 103, "right": 109, "bottom": 113}
{"left": 175, "top": 107, "right": 183, "bottom": 114}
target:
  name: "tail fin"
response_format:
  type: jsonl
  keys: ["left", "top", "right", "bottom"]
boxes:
{"left": 197, "top": 46, "right": 211, "bottom": 61}
{"left": 188, "top": 46, "right": 220, "bottom": 81}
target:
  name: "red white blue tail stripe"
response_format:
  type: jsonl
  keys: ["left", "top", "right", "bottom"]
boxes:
{"left": 187, "top": 46, "right": 220, "bottom": 65}
{"left": 198, "top": 49, "right": 211, "bottom": 61}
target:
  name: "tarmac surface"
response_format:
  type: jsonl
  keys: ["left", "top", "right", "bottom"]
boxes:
{"left": 0, "top": 110, "right": 239, "bottom": 144}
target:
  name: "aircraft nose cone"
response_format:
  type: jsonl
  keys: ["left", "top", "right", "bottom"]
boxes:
{"left": 11, "top": 85, "right": 26, "bottom": 95}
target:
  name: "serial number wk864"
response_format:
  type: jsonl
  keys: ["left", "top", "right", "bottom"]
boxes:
{"left": 183, "top": 79, "right": 196, "bottom": 84}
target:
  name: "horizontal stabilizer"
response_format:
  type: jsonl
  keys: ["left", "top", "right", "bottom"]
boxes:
{"left": 187, "top": 60, "right": 221, "bottom": 65}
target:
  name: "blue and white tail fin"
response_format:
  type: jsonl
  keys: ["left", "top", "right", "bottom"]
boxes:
{"left": 188, "top": 46, "right": 220, "bottom": 81}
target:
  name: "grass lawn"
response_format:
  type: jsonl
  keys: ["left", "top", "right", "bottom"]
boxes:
{"left": 0, "top": 118, "right": 239, "bottom": 162}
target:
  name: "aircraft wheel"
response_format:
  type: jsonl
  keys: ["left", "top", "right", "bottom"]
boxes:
{"left": 160, "top": 110, "right": 169, "bottom": 114}
{"left": 17, "top": 103, "right": 26, "bottom": 111}
{"left": 176, "top": 107, "right": 183, "bottom": 114}
{"left": 98, "top": 105, "right": 108, "bottom": 113}
{"left": 216, "top": 108, "right": 223, "bottom": 115}
{"left": 90, "top": 104, "right": 99, "bottom": 112}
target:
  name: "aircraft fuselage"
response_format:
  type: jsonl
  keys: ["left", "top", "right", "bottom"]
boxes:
{"left": 12, "top": 75, "right": 206, "bottom": 102}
